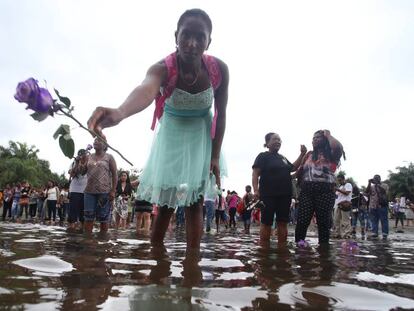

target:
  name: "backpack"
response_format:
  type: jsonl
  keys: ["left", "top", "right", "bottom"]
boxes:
{"left": 151, "top": 52, "right": 222, "bottom": 138}
{"left": 236, "top": 200, "right": 245, "bottom": 214}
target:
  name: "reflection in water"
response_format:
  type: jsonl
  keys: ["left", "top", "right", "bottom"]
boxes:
{"left": 0, "top": 222, "right": 414, "bottom": 310}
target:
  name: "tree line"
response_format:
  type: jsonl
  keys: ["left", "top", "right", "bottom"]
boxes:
{"left": 0, "top": 141, "right": 68, "bottom": 188}
{"left": 1, "top": 140, "right": 412, "bottom": 200}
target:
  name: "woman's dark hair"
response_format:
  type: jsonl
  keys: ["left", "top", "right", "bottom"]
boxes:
{"left": 119, "top": 171, "right": 131, "bottom": 184}
{"left": 177, "top": 9, "right": 212, "bottom": 34}
{"left": 116, "top": 171, "right": 132, "bottom": 196}
{"left": 264, "top": 132, "right": 275, "bottom": 148}
{"left": 312, "top": 130, "right": 333, "bottom": 162}
{"left": 313, "top": 130, "right": 346, "bottom": 163}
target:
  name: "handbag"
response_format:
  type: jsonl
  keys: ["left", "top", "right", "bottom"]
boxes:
{"left": 338, "top": 201, "right": 352, "bottom": 212}
{"left": 19, "top": 197, "right": 29, "bottom": 206}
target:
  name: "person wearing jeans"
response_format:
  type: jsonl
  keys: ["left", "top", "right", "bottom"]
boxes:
{"left": 83, "top": 138, "right": 117, "bottom": 235}
{"left": 204, "top": 176, "right": 218, "bottom": 233}
{"left": 366, "top": 174, "right": 389, "bottom": 239}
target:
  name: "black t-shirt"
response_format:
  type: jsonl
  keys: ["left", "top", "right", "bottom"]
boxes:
{"left": 20, "top": 187, "right": 30, "bottom": 199}
{"left": 252, "top": 151, "right": 293, "bottom": 197}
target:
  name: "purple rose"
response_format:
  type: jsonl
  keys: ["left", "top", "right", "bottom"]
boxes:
{"left": 14, "top": 78, "right": 53, "bottom": 113}
{"left": 297, "top": 240, "right": 309, "bottom": 248}
{"left": 35, "top": 88, "right": 54, "bottom": 112}
{"left": 14, "top": 78, "right": 39, "bottom": 103}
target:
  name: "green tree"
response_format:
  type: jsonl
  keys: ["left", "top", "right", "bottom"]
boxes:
{"left": 387, "top": 163, "right": 414, "bottom": 200}
{"left": 0, "top": 141, "right": 68, "bottom": 188}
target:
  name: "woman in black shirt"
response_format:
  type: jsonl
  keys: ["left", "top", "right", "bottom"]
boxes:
{"left": 252, "top": 132, "right": 306, "bottom": 246}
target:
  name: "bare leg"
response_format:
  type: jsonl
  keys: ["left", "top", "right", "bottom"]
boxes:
{"left": 143, "top": 213, "right": 151, "bottom": 232}
{"left": 151, "top": 206, "right": 174, "bottom": 247}
{"left": 260, "top": 224, "right": 272, "bottom": 247}
{"left": 185, "top": 201, "right": 203, "bottom": 249}
{"left": 115, "top": 214, "right": 120, "bottom": 229}
{"left": 100, "top": 222, "right": 109, "bottom": 233}
{"left": 136, "top": 212, "right": 143, "bottom": 232}
{"left": 84, "top": 221, "right": 94, "bottom": 235}
{"left": 120, "top": 218, "right": 126, "bottom": 229}
{"left": 276, "top": 221, "right": 288, "bottom": 245}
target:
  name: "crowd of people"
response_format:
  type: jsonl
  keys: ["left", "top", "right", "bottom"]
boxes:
{"left": 1, "top": 137, "right": 413, "bottom": 246}
{"left": 2, "top": 9, "right": 413, "bottom": 253}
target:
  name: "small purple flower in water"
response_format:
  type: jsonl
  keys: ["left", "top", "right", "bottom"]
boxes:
{"left": 297, "top": 240, "right": 309, "bottom": 248}
{"left": 14, "top": 78, "right": 53, "bottom": 113}
{"left": 341, "top": 240, "right": 359, "bottom": 252}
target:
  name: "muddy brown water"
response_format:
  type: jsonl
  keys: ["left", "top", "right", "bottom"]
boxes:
{"left": 0, "top": 222, "right": 413, "bottom": 310}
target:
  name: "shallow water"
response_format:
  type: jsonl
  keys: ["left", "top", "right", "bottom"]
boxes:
{"left": 0, "top": 222, "right": 413, "bottom": 310}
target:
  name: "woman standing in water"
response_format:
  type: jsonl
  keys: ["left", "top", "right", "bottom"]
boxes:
{"left": 252, "top": 133, "right": 306, "bottom": 246}
{"left": 295, "top": 130, "right": 344, "bottom": 245}
{"left": 88, "top": 9, "right": 229, "bottom": 249}
{"left": 83, "top": 138, "right": 117, "bottom": 234}
{"left": 114, "top": 171, "right": 132, "bottom": 229}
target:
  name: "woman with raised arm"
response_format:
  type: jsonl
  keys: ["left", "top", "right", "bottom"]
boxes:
{"left": 88, "top": 9, "right": 229, "bottom": 250}
{"left": 294, "top": 130, "right": 345, "bottom": 246}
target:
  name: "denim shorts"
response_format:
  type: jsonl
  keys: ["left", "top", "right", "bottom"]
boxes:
{"left": 84, "top": 193, "right": 111, "bottom": 223}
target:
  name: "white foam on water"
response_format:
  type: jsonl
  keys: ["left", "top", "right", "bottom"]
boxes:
{"left": 354, "top": 254, "right": 377, "bottom": 258}
{"left": 0, "top": 249, "right": 16, "bottom": 257}
{"left": 217, "top": 272, "right": 255, "bottom": 280}
{"left": 13, "top": 255, "right": 74, "bottom": 274}
{"left": 356, "top": 272, "right": 414, "bottom": 286}
{"left": 117, "top": 239, "right": 148, "bottom": 245}
{"left": 15, "top": 239, "right": 45, "bottom": 243}
{"left": 112, "top": 269, "right": 133, "bottom": 274}
{"left": 0, "top": 287, "right": 14, "bottom": 295}
{"left": 199, "top": 258, "right": 244, "bottom": 268}
{"left": 278, "top": 282, "right": 414, "bottom": 310}
{"left": 105, "top": 258, "right": 157, "bottom": 265}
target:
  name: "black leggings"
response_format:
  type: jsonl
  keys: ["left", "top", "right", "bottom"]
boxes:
{"left": 47, "top": 200, "right": 57, "bottom": 221}
{"left": 29, "top": 204, "right": 37, "bottom": 218}
{"left": 229, "top": 207, "right": 237, "bottom": 227}
{"left": 2, "top": 201, "right": 12, "bottom": 220}
{"left": 19, "top": 204, "right": 29, "bottom": 219}
{"left": 395, "top": 212, "right": 404, "bottom": 227}
{"left": 295, "top": 182, "right": 336, "bottom": 244}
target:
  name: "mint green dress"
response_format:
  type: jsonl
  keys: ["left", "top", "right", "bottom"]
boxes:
{"left": 136, "top": 87, "right": 226, "bottom": 208}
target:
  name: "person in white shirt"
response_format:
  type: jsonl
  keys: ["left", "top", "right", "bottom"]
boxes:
{"left": 333, "top": 174, "right": 353, "bottom": 238}
{"left": 45, "top": 180, "right": 60, "bottom": 225}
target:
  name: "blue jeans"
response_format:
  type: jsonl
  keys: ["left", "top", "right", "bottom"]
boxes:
{"left": 351, "top": 208, "right": 367, "bottom": 230}
{"left": 11, "top": 201, "right": 20, "bottom": 219}
{"left": 370, "top": 206, "right": 389, "bottom": 236}
{"left": 84, "top": 193, "right": 111, "bottom": 223}
{"left": 176, "top": 206, "right": 185, "bottom": 227}
{"left": 205, "top": 200, "right": 215, "bottom": 230}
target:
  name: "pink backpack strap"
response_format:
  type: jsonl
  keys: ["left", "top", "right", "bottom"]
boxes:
{"left": 151, "top": 52, "right": 178, "bottom": 130}
{"left": 203, "top": 54, "right": 222, "bottom": 139}
{"left": 151, "top": 52, "right": 223, "bottom": 139}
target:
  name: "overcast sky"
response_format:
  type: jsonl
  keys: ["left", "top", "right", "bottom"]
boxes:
{"left": 1, "top": 0, "right": 413, "bottom": 193}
